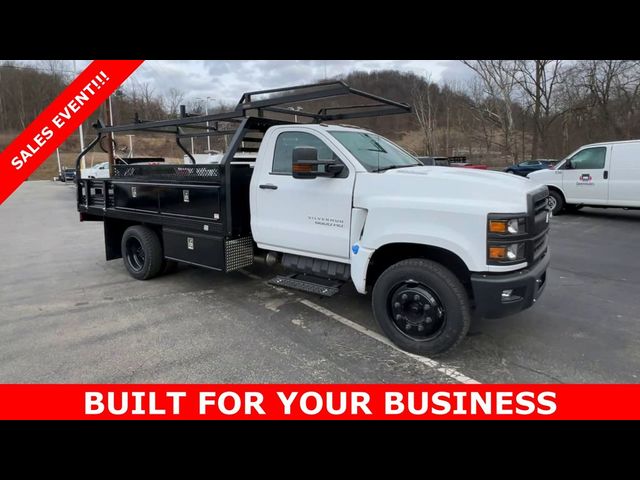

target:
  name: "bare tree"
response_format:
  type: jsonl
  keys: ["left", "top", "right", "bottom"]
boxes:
{"left": 165, "top": 87, "right": 186, "bottom": 118}
{"left": 579, "top": 60, "right": 638, "bottom": 137}
{"left": 514, "top": 60, "right": 565, "bottom": 158}
{"left": 464, "top": 77, "right": 501, "bottom": 154}
{"left": 462, "top": 60, "right": 519, "bottom": 161}
{"left": 410, "top": 74, "right": 438, "bottom": 155}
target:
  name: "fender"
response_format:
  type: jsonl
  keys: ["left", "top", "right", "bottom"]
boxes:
{"left": 350, "top": 233, "right": 477, "bottom": 295}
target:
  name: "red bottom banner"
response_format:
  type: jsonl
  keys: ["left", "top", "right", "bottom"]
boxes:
{"left": 0, "top": 384, "right": 638, "bottom": 420}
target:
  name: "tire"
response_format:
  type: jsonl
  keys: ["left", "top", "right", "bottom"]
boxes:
{"left": 506, "top": 170, "right": 516, "bottom": 174}
{"left": 372, "top": 258, "right": 471, "bottom": 357}
{"left": 548, "top": 190, "right": 564, "bottom": 215}
{"left": 121, "top": 225, "right": 164, "bottom": 280}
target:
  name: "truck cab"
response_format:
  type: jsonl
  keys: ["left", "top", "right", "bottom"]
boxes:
{"left": 250, "top": 124, "right": 550, "bottom": 354}
{"left": 76, "top": 81, "right": 550, "bottom": 356}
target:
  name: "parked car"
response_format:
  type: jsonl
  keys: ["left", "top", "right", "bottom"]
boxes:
{"left": 528, "top": 140, "right": 640, "bottom": 215}
{"left": 81, "top": 161, "right": 111, "bottom": 179}
{"left": 82, "top": 158, "right": 166, "bottom": 178}
{"left": 58, "top": 167, "right": 76, "bottom": 182}
{"left": 504, "top": 160, "right": 557, "bottom": 176}
{"left": 417, "top": 156, "right": 450, "bottom": 166}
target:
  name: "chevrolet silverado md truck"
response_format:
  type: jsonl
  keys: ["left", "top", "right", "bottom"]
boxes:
{"left": 76, "top": 82, "right": 550, "bottom": 356}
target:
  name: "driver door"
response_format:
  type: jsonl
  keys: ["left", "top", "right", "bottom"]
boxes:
{"left": 252, "top": 130, "right": 354, "bottom": 261}
{"left": 561, "top": 146, "right": 610, "bottom": 204}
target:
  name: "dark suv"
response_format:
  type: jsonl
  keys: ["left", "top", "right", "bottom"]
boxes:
{"left": 504, "top": 160, "right": 557, "bottom": 176}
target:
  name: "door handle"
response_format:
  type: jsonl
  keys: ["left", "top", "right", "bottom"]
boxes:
{"left": 603, "top": 170, "right": 608, "bottom": 179}
{"left": 259, "top": 184, "right": 278, "bottom": 190}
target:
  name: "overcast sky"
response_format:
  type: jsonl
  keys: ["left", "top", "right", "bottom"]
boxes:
{"left": 40, "top": 60, "right": 474, "bottom": 106}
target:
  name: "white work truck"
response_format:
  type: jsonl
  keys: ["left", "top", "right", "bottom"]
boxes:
{"left": 77, "top": 82, "right": 551, "bottom": 356}
{"left": 528, "top": 139, "right": 640, "bottom": 215}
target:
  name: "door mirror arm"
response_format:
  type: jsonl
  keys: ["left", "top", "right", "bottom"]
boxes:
{"left": 292, "top": 146, "right": 344, "bottom": 179}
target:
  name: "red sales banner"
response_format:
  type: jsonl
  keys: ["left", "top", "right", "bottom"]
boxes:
{"left": 0, "top": 60, "right": 143, "bottom": 205}
{"left": 0, "top": 384, "right": 639, "bottom": 420}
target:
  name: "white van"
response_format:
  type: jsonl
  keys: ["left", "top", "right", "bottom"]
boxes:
{"left": 528, "top": 139, "right": 640, "bottom": 214}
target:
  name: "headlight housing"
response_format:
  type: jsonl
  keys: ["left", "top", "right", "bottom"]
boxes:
{"left": 488, "top": 217, "right": 526, "bottom": 235}
{"left": 487, "top": 214, "right": 527, "bottom": 265}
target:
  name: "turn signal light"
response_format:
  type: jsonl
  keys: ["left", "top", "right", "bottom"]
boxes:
{"left": 489, "top": 220, "right": 507, "bottom": 233}
{"left": 292, "top": 163, "right": 314, "bottom": 173}
{"left": 489, "top": 246, "right": 507, "bottom": 259}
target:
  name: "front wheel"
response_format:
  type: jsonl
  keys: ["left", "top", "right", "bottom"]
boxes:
{"left": 548, "top": 190, "right": 564, "bottom": 215}
{"left": 372, "top": 258, "right": 471, "bottom": 356}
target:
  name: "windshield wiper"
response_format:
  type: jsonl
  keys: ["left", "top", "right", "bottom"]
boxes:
{"left": 373, "top": 165, "right": 416, "bottom": 173}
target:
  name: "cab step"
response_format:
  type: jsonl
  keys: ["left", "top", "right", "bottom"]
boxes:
{"left": 268, "top": 274, "right": 343, "bottom": 297}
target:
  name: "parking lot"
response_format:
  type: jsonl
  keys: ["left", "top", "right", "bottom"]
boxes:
{"left": 1, "top": 181, "right": 639, "bottom": 384}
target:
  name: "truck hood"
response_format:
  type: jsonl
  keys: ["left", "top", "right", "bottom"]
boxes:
{"left": 354, "top": 166, "right": 539, "bottom": 213}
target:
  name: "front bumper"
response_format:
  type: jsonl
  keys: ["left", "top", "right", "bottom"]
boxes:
{"left": 471, "top": 253, "right": 550, "bottom": 318}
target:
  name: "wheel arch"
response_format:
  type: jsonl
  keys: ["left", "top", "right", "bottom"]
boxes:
{"left": 547, "top": 184, "right": 566, "bottom": 202}
{"left": 365, "top": 242, "right": 471, "bottom": 294}
{"left": 104, "top": 218, "right": 163, "bottom": 261}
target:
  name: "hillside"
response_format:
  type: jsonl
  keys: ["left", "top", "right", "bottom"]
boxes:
{"left": 3, "top": 61, "right": 640, "bottom": 179}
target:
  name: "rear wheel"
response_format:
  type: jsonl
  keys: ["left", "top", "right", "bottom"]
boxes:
{"left": 372, "top": 258, "right": 471, "bottom": 356}
{"left": 121, "top": 225, "right": 164, "bottom": 280}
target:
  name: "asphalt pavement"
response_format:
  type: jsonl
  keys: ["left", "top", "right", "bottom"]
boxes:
{"left": 1, "top": 181, "right": 638, "bottom": 383}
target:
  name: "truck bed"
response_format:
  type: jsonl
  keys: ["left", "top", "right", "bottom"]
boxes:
{"left": 78, "top": 163, "right": 254, "bottom": 273}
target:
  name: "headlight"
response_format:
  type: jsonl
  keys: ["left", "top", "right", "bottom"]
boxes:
{"left": 488, "top": 242, "right": 525, "bottom": 263}
{"left": 488, "top": 217, "right": 525, "bottom": 235}
{"left": 487, "top": 215, "right": 528, "bottom": 264}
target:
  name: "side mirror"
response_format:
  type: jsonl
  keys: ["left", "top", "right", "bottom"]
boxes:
{"left": 292, "top": 146, "right": 344, "bottom": 179}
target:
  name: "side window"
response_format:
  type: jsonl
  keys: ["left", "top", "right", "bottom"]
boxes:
{"left": 568, "top": 147, "right": 606, "bottom": 170}
{"left": 272, "top": 131, "right": 338, "bottom": 174}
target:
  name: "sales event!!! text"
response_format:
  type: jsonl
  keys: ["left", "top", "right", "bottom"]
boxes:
{"left": 10, "top": 72, "right": 110, "bottom": 171}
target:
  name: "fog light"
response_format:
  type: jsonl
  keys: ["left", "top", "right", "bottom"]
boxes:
{"left": 506, "top": 244, "right": 520, "bottom": 260}
{"left": 501, "top": 289, "right": 513, "bottom": 299}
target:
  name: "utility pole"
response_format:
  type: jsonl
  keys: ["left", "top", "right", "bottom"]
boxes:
{"left": 104, "top": 101, "right": 115, "bottom": 176}
{"left": 127, "top": 135, "right": 135, "bottom": 158}
{"left": 206, "top": 96, "right": 212, "bottom": 152}
{"left": 196, "top": 96, "right": 214, "bottom": 153}
{"left": 109, "top": 96, "right": 115, "bottom": 146}
{"left": 288, "top": 106, "right": 303, "bottom": 123}
{"left": 73, "top": 60, "right": 86, "bottom": 170}
{"left": 56, "top": 148, "right": 62, "bottom": 178}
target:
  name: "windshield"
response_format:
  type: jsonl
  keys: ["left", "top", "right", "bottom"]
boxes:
{"left": 329, "top": 131, "right": 421, "bottom": 172}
